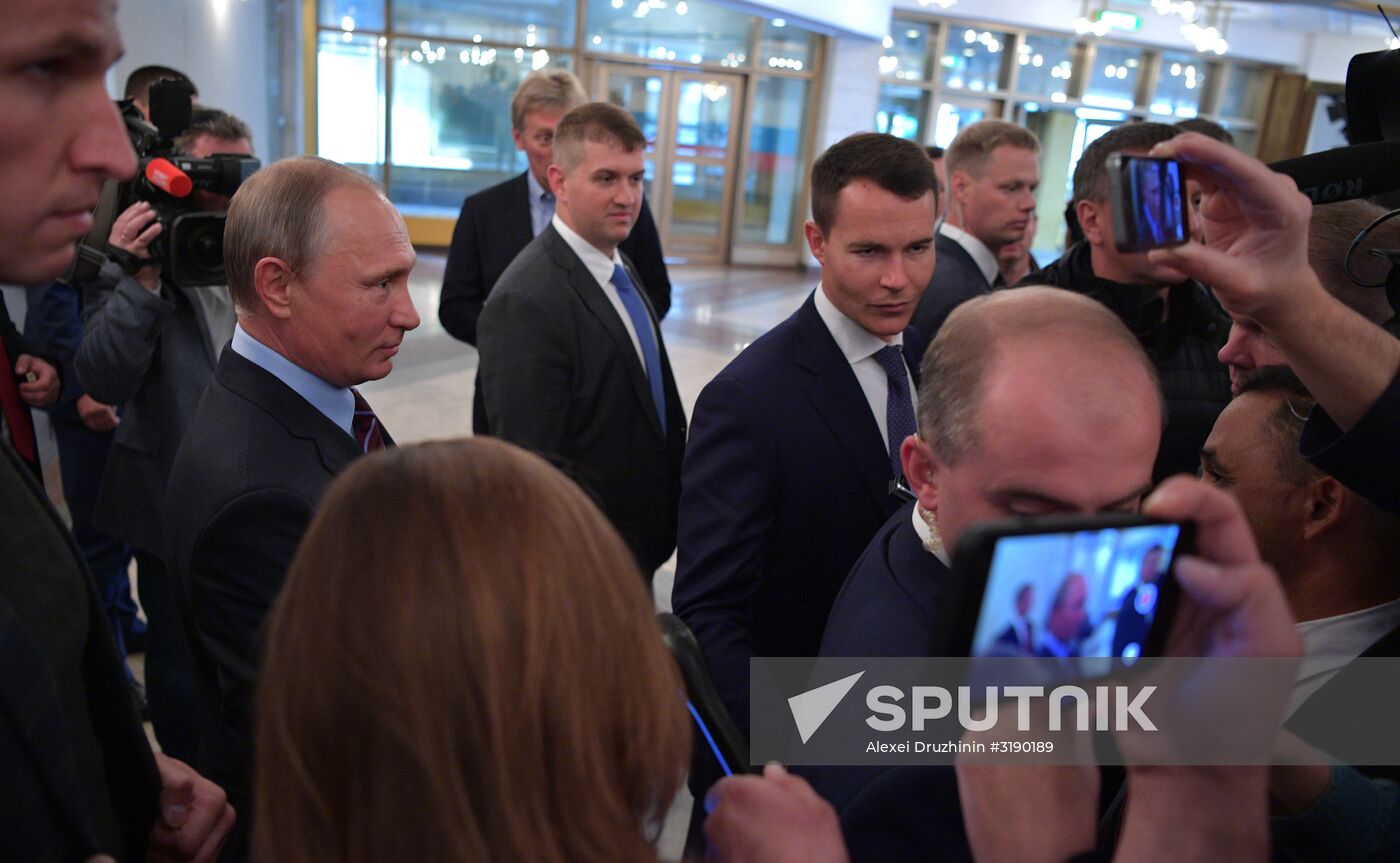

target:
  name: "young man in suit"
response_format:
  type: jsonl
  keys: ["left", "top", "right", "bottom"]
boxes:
{"left": 0, "top": 1, "right": 233, "bottom": 858}
{"left": 911, "top": 120, "right": 1040, "bottom": 339}
{"left": 439, "top": 71, "right": 670, "bottom": 433}
{"left": 477, "top": 102, "right": 685, "bottom": 580}
{"left": 165, "top": 156, "right": 419, "bottom": 856}
{"left": 674, "top": 132, "right": 938, "bottom": 739}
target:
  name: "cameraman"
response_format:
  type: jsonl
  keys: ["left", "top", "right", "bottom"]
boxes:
{"left": 76, "top": 107, "right": 254, "bottom": 764}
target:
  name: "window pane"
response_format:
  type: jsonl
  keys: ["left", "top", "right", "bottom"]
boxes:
{"left": 319, "top": 0, "right": 385, "bottom": 33}
{"left": 583, "top": 0, "right": 751, "bottom": 67}
{"left": 880, "top": 20, "right": 934, "bottom": 82}
{"left": 1014, "top": 34, "right": 1074, "bottom": 98}
{"left": 386, "top": 39, "right": 571, "bottom": 215}
{"left": 393, "top": 0, "right": 575, "bottom": 49}
{"left": 740, "top": 76, "right": 810, "bottom": 246}
{"left": 674, "top": 78, "right": 734, "bottom": 159}
{"left": 931, "top": 101, "right": 991, "bottom": 148}
{"left": 1084, "top": 44, "right": 1142, "bottom": 111}
{"left": 875, "top": 84, "right": 928, "bottom": 141}
{"left": 1150, "top": 53, "right": 1204, "bottom": 119}
{"left": 1220, "top": 66, "right": 1267, "bottom": 119}
{"left": 941, "top": 27, "right": 1010, "bottom": 92}
{"left": 759, "top": 18, "right": 815, "bottom": 71}
{"left": 317, "top": 31, "right": 385, "bottom": 182}
{"left": 670, "top": 162, "right": 726, "bottom": 237}
{"left": 1221, "top": 123, "right": 1258, "bottom": 156}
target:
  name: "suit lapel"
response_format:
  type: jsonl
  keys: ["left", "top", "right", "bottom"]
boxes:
{"left": 215, "top": 349, "right": 364, "bottom": 476}
{"left": 508, "top": 172, "right": 535, "bottom": 247}
{"left": 543, "top": 228, "right": 666, "bottom": 438}
{"left": 936, "top": 232, "right": 991, "bottom": 289}
{"left": 793, "top": 294, "right": 894, "bottom": 512}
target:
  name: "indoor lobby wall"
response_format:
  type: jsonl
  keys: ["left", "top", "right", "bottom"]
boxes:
{"left": 111, "top": 0, "right": 272, "bottom": 160}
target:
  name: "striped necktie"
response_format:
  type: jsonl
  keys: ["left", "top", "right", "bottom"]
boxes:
{"left": 351, "top": 388, "right": 386, "bottom": 453}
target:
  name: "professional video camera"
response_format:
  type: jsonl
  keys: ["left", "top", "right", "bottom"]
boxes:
{"left": 1268, "top": 39, "right": 1400, "bottom": 334}
{"left": 64, "top": 77, "right": 260, "bottom": 289}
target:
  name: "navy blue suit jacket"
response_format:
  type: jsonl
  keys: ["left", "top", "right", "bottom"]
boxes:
{"left": 813, "top": 501, "right": 959, "bottom": 813}
{"left": 910, "top": 232, "right": 993, "bottom": 342}
{"left": 673, "top": 293, "right": 924, "bottom": 734}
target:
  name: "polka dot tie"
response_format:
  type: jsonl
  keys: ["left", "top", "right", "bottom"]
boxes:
{"left": 873, "top": 345, "right": 915, "bottom": 480}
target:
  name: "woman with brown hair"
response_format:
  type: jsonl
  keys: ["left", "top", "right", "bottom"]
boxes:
{"left": 253, "top": 438, "right": 689, "bottom": 863}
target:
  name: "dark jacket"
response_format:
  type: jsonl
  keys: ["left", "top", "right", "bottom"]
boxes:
{"left": 1025, "top": 241, "right": 1231, "bottom": 482}
{"left": 0, "top": 440, "right": 160, "bottom": 862}
{"left": 477, "top": 225, "right": 686, "bottom": 574}
{"left": 673, "top": 293, "right": 925, "bottom": 733}
{"left": 911, "top": 232, "right": 995, "bottom": 341}
{"left": 164, "top": 347, "right": 376, "bottom": 856}
{"left": 438, "top": 171, "right": 671, "bottom": 436}
{"left": 76, "top": 265, "right": 228, "bottom": 555}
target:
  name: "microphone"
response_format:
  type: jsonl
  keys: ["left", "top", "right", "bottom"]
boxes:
{"left": 144, "top": 157, "right": 193, "bottom": 198}
{"left": 658, "top": 612, "right": 756, "bottom": 776}
{"left": 1269, "top": 141, "right": 1400, "bottom": 205}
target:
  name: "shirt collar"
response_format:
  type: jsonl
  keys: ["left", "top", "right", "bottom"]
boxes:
{"left": 230, "top": 324, "right": 356, "bottom": 437}
{"left": 939, "top": 221, "right": 1000, "bottom": 286}
{"left": 910, "top": 504, "right": 951, "bottom": 567}
{"left": 813, "top": 282, "right": 903, "bottom": 365}
{"left": 1297, "top": 597, "right": 1400, "bottom": 660}
{"left": 526, "top": 169, "right": 553, "bottom": 203}
{"left": 551, "top": 213, "right": 622, "bottom": 288}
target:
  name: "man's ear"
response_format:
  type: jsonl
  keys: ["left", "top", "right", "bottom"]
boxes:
{"left": 1077, "top": 198, "right": 1109, "bottom": 248}
{"left": 547, "top": 163, "right": 566, "bottom": 199}
{"left": 902, "top": 435, "right": 940, "bottom": 514}
{"left": 252, "top": 256, "right": 296, "bottom": 320}
{"left": 511, "top": 125, "right": 525, "bottom": 152}
{"left": 1301, "top": 476, "right": 1349, "bottom": 541}
{"left": 804, "top": 220, "right": 827, "bottom": 267}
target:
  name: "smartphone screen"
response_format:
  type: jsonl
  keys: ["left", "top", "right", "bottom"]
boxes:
{"left": 1110, "top": 155, "right": 1189, "bottom": 252}
{"left": 969, "top": 522, "right": 1184, "bottom": 668}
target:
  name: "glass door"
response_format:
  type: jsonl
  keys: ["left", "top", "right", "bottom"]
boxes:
{"left": 597, "top": 63, "right": 745, "bottom": 265}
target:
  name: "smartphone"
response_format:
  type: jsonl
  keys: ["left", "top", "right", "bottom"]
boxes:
{"left": 949, "top": 515, "right": 1191, "bottom": 676}
{"left": 1107, "top": 154, "right": 1190, "bottom": 253}
{"left": 658, "top": 613, "right": 756, "bottom": 776}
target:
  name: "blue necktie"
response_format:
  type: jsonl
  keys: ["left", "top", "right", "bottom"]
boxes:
{"left": 873, "top": 345, "right": 915, "bottom": 479}
{"left": 610, "top": 264, "right": 667, "bottom": 435}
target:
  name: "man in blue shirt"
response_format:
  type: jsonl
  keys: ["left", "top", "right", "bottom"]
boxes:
{"left": 164, "top": 155, "right": 419, "bottom": 857}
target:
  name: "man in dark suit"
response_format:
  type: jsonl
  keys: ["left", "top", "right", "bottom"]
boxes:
{"left": 0, "top": 2, "right": 233, "bottom": 857}
{"left": 816, "top": 288, "right": 1163, "bottom": 815}
{"left": 478, "top": 103, "right": 685, "bottom": 579}
{"left": 995, "top": 583, "right": 1036, "bottom": 654}
{"left": 912, "top": 120, "right": 1040, "bottom": 339}
{"left": 674, "top": 132, "right": 938, "bottom": 739}
{"left": 440, "top": 71, "right": 670, "bottom": 434}
{"left": 165, "top": 155, "right": 419, "bottom": 856}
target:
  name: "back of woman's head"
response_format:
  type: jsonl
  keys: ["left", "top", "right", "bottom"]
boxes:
{"left": 254, "top": 438, "right": 688, "bottom": 863}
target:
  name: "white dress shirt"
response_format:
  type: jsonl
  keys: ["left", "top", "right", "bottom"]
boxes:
{"left": 813, "top": 284, "right": 917, "bottom": 456}
{"left": 1285, "top": 597, "right": 1400, "bottom": 718}
{"left": 939, "top": 221, "right": 1000, "bottom": 286}
{"left": 551, "top": 213, "right": 652, "bottom": 374}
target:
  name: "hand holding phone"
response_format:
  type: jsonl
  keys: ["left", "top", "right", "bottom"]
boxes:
{"left": 1108, "top": 153, "right": 1190, "bottom": 253}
